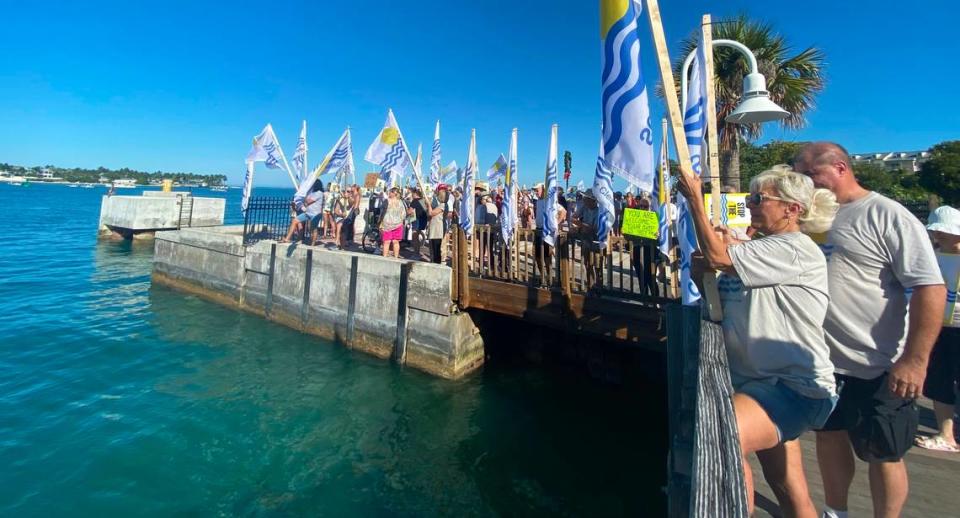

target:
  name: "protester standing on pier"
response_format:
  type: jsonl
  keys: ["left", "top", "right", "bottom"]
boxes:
{"left": 915, "top": 205, "right": 960, "bottom": 454}
{"left": 677, "top": 164, "right": 839, "bottom": 518}
{"left": 573, "top": 189, "right": 601, "bottom": 293}
{"left": 426, "top": 185, "right": 449, "bottom": 264}
{"left": 280, "top": 179, "right": 324, "bottom": 244}
{"left": 794, "top": 142, "right": 946, "bottom": 518}
{"left": 380, "top": 187, "right": 406, "bottom": 259}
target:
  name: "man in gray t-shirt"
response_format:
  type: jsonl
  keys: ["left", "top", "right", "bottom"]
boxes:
{"left": 795, "top": 142, "right": 945, "bottom": 518}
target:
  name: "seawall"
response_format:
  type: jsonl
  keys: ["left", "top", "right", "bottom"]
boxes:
{"left": 151, "top": 226, "right": 485, "bottom": 379}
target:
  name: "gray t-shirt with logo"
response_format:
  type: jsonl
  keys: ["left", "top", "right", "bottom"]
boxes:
{"left": 722, "top": 232, "right": 836, "bottom": 399}
{"left": 822, "top": 192, "right": 942, "bottom": 379}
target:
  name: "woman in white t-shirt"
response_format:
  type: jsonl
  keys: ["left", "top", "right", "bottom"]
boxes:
{"left": 916, "top": 205, "right": 960, "bottom": 453}
{"left": 677, "top": 165, "right": 839, "bottom": 517}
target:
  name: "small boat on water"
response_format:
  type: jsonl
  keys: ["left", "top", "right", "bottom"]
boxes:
{"left": 81, "top": 184, "right": 95, "bottom": 189}
{"left": 210, "top": 185, "right": 229, "bottom": 192}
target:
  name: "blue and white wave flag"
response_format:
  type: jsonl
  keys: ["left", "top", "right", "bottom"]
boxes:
{"left": 430, "top": 121, "right": 442, "bottom": 186}
{"left": 676, "top": 42, "right": 709, "bottom": 306}
{"left": 441, "top": 161, "right": 458, "bottom": 184}
{"left": 246, "top": 124, "right": 287, "bottom": 172}
{"left": 486, "top": 154, "right": 508, "bottom": 182}
{"left": 365, "top": 109, "right": 411, "bottom": 184}
{"left": 296, "top": 127, "right": 352, "bottom": 201}
{"left": 460, "top": 131, "right": 477, "bottom": 234}
{"left": 593, "top": 153, "right": 616, "bottom": 247}
{"left": 652, "top": 134, "right": 671, "bottom": 257}
{"left": 542, "top": 124, "right": 560, "bottom": 247}
{"left": 241, "top": 161, "right": 255, "bottom": 214}
{"left": 501, "top": 129, "right": 519, "bottom": 245}
{"left": 291, "top": 120, "right": 308, "bottom": 182}
{"left": 599, "top": 0, "right": 655, "bottom": 192}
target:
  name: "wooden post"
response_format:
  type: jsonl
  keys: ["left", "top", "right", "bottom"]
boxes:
{"left": 701, "top": 14, "right": 722, "bottom": 227}
{"left": 458, "top": 225, "right": 471, "bottom": 308}
{"left": 698, "top": 14, "right": 724, "bottom": 321}
{"left": 643, "top": 0, "right": 694, "bottom": 175}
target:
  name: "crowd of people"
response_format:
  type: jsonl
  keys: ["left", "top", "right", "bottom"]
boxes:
{"left": 279, "top": 174, "right": 674, "bottom": 292}
{"left": 677, "top": 141, "right": 958, "bottom": 518}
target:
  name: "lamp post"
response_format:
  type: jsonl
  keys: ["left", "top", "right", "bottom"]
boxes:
{"left": 681, "top": 39, "right": 790, "bottom": 125}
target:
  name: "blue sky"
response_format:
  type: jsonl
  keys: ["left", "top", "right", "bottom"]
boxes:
{"left": 1, "top": 0, "right": 957, "bottom": 188}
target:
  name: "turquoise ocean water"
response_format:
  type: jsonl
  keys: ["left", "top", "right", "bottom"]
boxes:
{"left": 0, "top": 183, "right": 666, "bottom": 516}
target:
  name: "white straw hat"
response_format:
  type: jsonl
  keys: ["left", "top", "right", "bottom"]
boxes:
{"left": 927, "top": 205, "right": 960, "bottom": 236}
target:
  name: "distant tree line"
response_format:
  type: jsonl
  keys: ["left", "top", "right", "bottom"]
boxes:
{"left": 737, "top": 139, "right": 960, "bottom": 205}
{"left": 0, "top": 162, "right": 227, "bottom": 186}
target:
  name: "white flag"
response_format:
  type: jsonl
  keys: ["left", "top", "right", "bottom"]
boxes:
{"left": 542, "top": 124, "right": 560, "bottom": 247}
{"left": 291, "top": 120, "right": 308, "bottom": 182}
{"left": 365, "top": 109, "right": 410, "bottom": 177}
{"left": 246, "top": 124, "right": 289, "bottom": 173}
{"left": 297, "top": 128, "right": 352, "bottom": 200}
{"left": 599, "top": 0, "right": 655, "bottom": 192}
{"left": 460, "top": 130, "right": 477, "bottom": 233}
{"left": 676, "top": 42, "right": 709, "bottom": 305}
{"left": 500, "top": 129, "right": 519, "bottom": 245}
{"left": 486, "top": 154, "right": 508, "bottom": 182}
{"left": 429, "top": 120, "right": 442, "bottom": 185}
{"left": 593, "top": 138, "right": 615, "bottom": 247}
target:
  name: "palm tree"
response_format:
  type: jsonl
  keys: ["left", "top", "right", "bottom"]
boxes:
{"left": 669, "top": 15, "right": 825, "bottom": 191}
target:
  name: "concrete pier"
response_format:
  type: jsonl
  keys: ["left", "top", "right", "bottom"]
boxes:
{"left": 99, "top": 191, "right": 225, "bottom": 239}
{"left": 151, "top": 226, "right": 485, "bottom": 379}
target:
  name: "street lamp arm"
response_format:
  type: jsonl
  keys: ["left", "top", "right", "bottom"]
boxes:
{"left": 681, "top": 39, "right": 759, "bottom": 110}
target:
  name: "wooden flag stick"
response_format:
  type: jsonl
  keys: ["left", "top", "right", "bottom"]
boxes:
{"left": 643, "top": 0, "right": 693, "bottom": 175}
{"left": 701, "top": 14, "right": 723, "bottom": 227}
{"left": 645, "top": 0, "right": 723, "bottom": 319}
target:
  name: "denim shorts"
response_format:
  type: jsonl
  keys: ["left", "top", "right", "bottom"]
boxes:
{"left": 737, "top": 379, "right": 837, "bottom": 442}
{"left": 296, "top": 213, "right": 322, "bottom": 226}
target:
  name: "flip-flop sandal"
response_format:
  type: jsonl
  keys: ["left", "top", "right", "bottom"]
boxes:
{"left": 915, "top": 435, "right": 960, "bottom": 452}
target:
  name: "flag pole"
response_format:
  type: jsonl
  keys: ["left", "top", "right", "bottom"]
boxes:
{"left": 701, "top": 14, "right": 722, "bottom": 227}
{"left": 303, "top": 120, "right": 309, "bottom": 183}
{"left": 268, "top": 124, "right": 300, "bottom": 189}
{"left": 644, "top": 0, "right": 722, "bottom": 318}
{"left": 661, "top": 117, "right": 678, "bottom": 299}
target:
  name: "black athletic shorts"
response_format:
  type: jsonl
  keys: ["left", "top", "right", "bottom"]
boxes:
{"left": 818, "top": 372, "right": 918, "bottom": 462}
{"left": 922, "top": 327, "right": 960, "bottom": 406}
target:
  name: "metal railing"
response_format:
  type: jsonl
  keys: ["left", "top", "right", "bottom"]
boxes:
{"left": 242, "top": 197, "right": 294, "bottom": 246}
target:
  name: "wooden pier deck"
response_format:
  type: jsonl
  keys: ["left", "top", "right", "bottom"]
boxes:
{"left": 749, "top": 397, "right": 960, "bottom": 517}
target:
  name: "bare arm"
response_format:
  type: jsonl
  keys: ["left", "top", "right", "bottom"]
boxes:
{"left": 888, "top": 284, "right": 947, "bottom": 398}
{"left": 675, "top": 171, "right": 734, "bottom": 272}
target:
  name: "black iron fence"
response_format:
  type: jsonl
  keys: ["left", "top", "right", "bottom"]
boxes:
{"left": 242, "top": 197, "right": 293, "bottom": 246}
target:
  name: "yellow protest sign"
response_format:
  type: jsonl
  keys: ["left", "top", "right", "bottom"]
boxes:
{"left": 705, "top": 193, "right": 752, "bottom": 228}
{"left": 621, "top": 208, "right": 659, "bottom": 239}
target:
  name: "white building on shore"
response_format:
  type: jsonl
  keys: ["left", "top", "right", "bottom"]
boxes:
{"left": 851, "top": 150, "right": 931, "bottom": 173}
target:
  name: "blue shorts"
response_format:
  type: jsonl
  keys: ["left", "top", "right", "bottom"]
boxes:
{"left": 296, "top": 213, "right": 322, "bottom": 226}
{"left": 737, "top": 380, "right": 837, "bottom": 442}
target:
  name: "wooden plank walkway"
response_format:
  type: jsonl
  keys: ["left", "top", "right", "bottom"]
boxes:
{"left": 749, "top": 398, "right": 960, "bottom": 517}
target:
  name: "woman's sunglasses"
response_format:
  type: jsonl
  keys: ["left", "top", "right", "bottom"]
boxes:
{"left": 746, "top": 192, "right": 787, "bottom": 205}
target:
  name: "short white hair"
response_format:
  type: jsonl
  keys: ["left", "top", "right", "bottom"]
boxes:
{"left": 750, "top": 164, "right": 838, "bottom": 234}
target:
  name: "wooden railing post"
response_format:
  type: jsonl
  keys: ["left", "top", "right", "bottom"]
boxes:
{"left": 457, "top": 224, "right": 471, "bottom": 308}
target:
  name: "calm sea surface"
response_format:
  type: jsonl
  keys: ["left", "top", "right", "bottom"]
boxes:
{"left": 0, "top": 183, "right": 666, "bottom": 516}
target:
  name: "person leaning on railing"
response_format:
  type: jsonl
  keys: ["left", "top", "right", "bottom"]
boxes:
{"left": 677, "top": 164, "right": 839, "bottom": 518}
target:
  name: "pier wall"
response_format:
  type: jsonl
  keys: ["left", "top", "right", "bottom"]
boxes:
{"left": 151, "top": 226, "right": 484, "bottom": 379}
{"left": 99, "top": 193, "right": 225, "bottom": 239}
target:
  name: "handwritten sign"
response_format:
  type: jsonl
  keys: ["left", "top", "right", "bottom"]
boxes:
{"left": 705, "top": 193, "right": 752, "bottom": 228}
{"left": 621, "top": 208, "right": 659, "bottom": 239}
{"left": 363, "top": 173, "right": 380, "bottom": 189}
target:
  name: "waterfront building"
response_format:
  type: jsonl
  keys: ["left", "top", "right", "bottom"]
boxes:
{"left": 851, "top": 150, "right": 931, "bottom": 173}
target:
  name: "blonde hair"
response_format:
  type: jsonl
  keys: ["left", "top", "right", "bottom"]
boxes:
{"left": 750, "top": 164, "right": 838, "bottom": 234}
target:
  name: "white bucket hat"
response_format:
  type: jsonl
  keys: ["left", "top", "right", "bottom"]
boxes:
{"left": 927, "top": 205, "right": 960, "bottom": 236}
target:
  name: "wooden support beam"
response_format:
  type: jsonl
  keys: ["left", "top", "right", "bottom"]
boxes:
{"left": 701, "top": 14, "right": 722, "bottom": 227}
